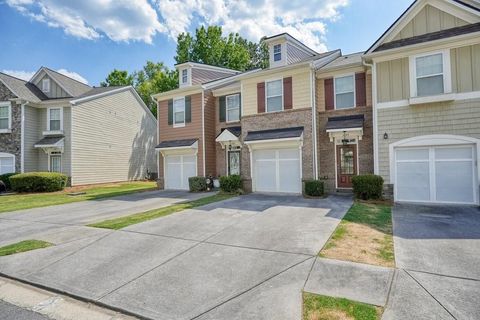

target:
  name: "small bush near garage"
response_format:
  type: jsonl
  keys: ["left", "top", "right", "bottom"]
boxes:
{"left": 188, "top": 176, "right": 207, "bottom": 192}
{"left": 219, "top": 175, "right": 242, "bottom": 193}
{"left": 0, "top": 173, "right": 17, "bottom": 191}
{"left": 304, "top": 180, "right": 325, "bottom": 197}
{"left": 10, "top": 172, "right": 68, "bottom": 193}
{"left": 352, "top": 175, "right": 384, "bottom": 200}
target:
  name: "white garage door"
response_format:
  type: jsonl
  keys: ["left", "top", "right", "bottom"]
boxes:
{"left": 253, "top": 148, "right": 301, "bottom": 193}
{"left": 165, "top": 154, "right": 196, "bottom": 190}
{"left": 395, "top": 145, "right": 477, "bottom": 204}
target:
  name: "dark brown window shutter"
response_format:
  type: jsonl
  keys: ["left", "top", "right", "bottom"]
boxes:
{"left": 355, "top": 72, "right": 366, "bottom": 107}
{"left": 324, "top": 78, "right": 334, "bottom": 110}
{"left": 257, "top": 82, "right": 265, "bottom": 113}
{"left": 185, "top": 95, "right": 192, "bottom": 123}
{"left": 283, "top": 77, "right": 293, "bottom": 110}
{"left": 167, "top": 99, "right": 173, "bottom": 125}
{"left": 219, "top": 96, "right": 226, "bottom": 122}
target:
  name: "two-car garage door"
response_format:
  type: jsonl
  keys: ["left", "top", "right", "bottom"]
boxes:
{"left": 395, "top": 145, "right": 477, "bottom": 204}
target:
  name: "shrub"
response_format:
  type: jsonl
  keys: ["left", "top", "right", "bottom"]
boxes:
{"left": 0, "top": 173, "right": 17, "bottom": 191}
{"left": 304, "top": 180, "right": 324, "bottom": 197}
{"left": 219, "top": 175, "right": 242, "bottom": 193}
{"left": 352, "top": 174, "right": 384, "bottom": 200}
{"left": 10, "top": 172, "right": 68, "bottom": 193}
{"left": 188, "top": 176, "right": 207, "bottom": 192}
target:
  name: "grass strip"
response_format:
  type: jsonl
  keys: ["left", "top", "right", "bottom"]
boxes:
{"left": 0, "top": 240, "right": 53, "bottom": 257}
{"left": 88, "top": 193, "right": 235, "bottom": 230}
{"left": 303, "top": 292, "right": 382, "bottom": 320}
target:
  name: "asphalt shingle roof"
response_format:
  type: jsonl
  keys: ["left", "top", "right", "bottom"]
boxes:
{"left": 42, "top": 67, "right": 91, "bottom": 97}
{"left": 156, "top": 139, "right": 198, "bottom": 149}
{"left": 35, "top": 135, "right": 64, "bottom": 146}
{"left": 0, "top": 73, "right": 47, "bottom": 103}
{"left": 244, "top": 126, "right": 304, "bottom": 142}
{"left": 74, "top": 86, "right": 127, "bottom": 100}
{"left": 325, "top": 115, "right": 364, "bottom": 131}
{"left": 220, "top": 126, "right": 242, "bottom": 137}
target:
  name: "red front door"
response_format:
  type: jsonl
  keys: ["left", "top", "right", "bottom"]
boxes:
{"left": 337, "top": 145, "right": 357, "bottom": 188}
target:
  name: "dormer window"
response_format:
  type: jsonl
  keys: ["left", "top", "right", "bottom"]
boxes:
{"left": 42, "top": 78, "right": 50, "bottom": 93}
{"left": 273, "top": 44, "right": 282, "bottom": 62}
{"left": 182, "top": 69, "right": 188, "bottom": 84}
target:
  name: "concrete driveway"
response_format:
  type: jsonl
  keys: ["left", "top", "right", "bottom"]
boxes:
{"left": 0, "top": 194, "right": 352, "bottom": 320}
{"left": 0, "top": 190, "right": 208, "bottom": 247}
{"left": 384, "top": 204, "right": 480, "bottom": 320}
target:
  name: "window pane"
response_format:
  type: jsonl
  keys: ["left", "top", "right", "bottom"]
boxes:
{"left": 50, "top": 120, "right": 61, "bottom": 131}
{"left": 267, "top": 96, "right": 282, "bottom": 112}
{"left": 0, "top": 118, "right": 8, "bottom": 130}
{"left": 227, "top": 108, "right": 239, "bottom": 122}
{"left": 175, "top": 111, "right": 184, "bottom": 123}
{"left": 266, "top": 80, "right": 282, "bottom": 97}
{"left": 335, "top": 92, "right": 354, "bottom": 109}
{"left": 50, "top": 109, "right": 60, "bottom": 120}
{"left": 0, "top": 157, "right": 14, "bottom": 175}
{"left": 335, "top": 75, "right": 354, "bottom": 93}
{"left": 274, "top": 45, "right": 281, "bottom": 61}
{"left": 0, "top": 106, "right": 9, "bottom": 118}
{"left": 417, "top": 75, "right": 444, "bottom": 96}
{"left": 50, "top": 155, "right": 61, "bottom": 173}
{"left": 227, "top": 94, "right": 239, "bottom": 109}
{"left": 416, "top": 53, "right": 443, "bottom": 77}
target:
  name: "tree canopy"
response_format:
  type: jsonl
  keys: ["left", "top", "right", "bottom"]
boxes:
{"left": 100, "top": 25, "right": 269, "bottom": 117}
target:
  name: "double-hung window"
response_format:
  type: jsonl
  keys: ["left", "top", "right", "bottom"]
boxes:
{"left": 173, "top": 97, "right": 185, "bottom": 127}
{"left": 42, "top": 78, "right": 50, "bottom": 93}
{"left": 49, "top": 152, "right": 61, "bottom": 173}
{"left": 273, "top": 44, "right": 282, "bottom": 62}
{"left": 48, "top": 108, "right": 62, "bottom": 131}
{"left": 266, "top": 79, "right": 283, "bottom": 112}
{"left": 0, "top": 153, "right": 15, "bottom": 174}
{"left": 0, "top": 103, "right": 11, "bottom": 132}
{"left": 414, "top": 52, "right": 446, "bottom": 97}
{"left": 226, "top": 94, "right": 240, "bottom": 122}
{"left": 334, "top": 75, "right": 355, "bottom": 109}
{"left": 181, "top": 69, "right": 188, "bottom": 84}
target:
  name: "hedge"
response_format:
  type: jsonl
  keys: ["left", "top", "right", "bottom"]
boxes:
{"left": 304, "top": 180, "right": 324, "bottom": 197}
{"left": 0, "top": 173, "right": 17, "bottom": 191}
{"left": 10, "top": 172, "right": 68, "bottom": 193}
{"left": 351, "top": 174, "right": 384, "bottom": 200}
{"left": 188, "top": 176, "right": 207, "bottom": 192}
{"left": 219, "top": 175, "right": 242, "bottom": 193}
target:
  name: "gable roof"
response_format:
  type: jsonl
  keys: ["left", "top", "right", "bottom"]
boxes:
{"left": 0, "top": 72, "right": 47, "bottom": 103}
{"left": 73, "top": 86, "right": 127, "bottom": 100}
{"left": 366, "top": 0, "right": 480, "bottom": 54}
{"left": 264, "top": 33, "right": 319, "bottom": 56}
{"left": 30, "top": 67, "right": 91, "bottom": 97}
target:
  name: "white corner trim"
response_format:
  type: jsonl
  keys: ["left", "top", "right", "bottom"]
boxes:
{"left": 20, "top": 103, "right": 25, "bottom": 173}
{"left": 372, "top": 61, "right": 379, "bottom": 174}
{"left": 310, "top": 68, "right": 318, "bottom": 179}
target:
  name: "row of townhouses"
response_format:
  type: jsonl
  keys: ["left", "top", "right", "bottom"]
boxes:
{"left": 153, "top": 0, "right": 480, "bottom": 205}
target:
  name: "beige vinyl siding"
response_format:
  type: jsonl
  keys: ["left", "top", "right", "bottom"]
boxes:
{"left": 392, "top": 5, "right": 468, "bottom": 41}
{"left": 377, "top": 98, "right": 480, "bottom": 183}
{"left": 23, "top": 106, "right": 39, "bottom": 172}
{"left": 34, "top": 75, "right": 70, "bottom": 99}
{"left": 376, "top": 44, "right": 480, "bottom": 102}
{"left": 191, "top": 68, "right": 235, "bottom": 85}
{"left": 71, "top": 90, "right": 157, "bottom": 185}
{"left": 241, "top": 66, "right": 312, "bottom": 116}
{"left": 286, "top": 43, "right": 311, "bottom": 64}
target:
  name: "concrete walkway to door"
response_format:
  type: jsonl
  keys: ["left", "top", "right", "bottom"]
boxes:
{"left": 0, "top": 194, "right": 353, "bottom": 320}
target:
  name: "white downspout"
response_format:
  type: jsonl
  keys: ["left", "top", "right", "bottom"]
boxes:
{"left": 151, "top": 96, "right": 160, "bottom": 177}
{"left": 20, "top": 102, "right": 26, "bottom": 173}
{"left": 201, "top": 89, "right": 206, "bottom": 176}
{"left": 309, "top": 65, "right": 319, "bottom": 180}
{"left": 363, "top": 59, "right": 378, "bottom": 174}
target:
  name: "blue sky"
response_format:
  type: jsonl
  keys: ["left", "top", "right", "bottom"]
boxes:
{"left": 0, "top": 0, "right": 412, "bottom": 86}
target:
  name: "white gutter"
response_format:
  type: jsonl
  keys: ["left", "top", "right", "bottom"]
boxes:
{"left": 363, "top": 59, "right": 378, "bottom": 174}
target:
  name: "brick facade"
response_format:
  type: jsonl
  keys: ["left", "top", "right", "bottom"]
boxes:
{"left": 0, "top": 82, "right": 21, "bottom": 172}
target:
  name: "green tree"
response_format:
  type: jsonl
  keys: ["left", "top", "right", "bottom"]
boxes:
{"left": 100, "top": 69, "right": 134, "bottom": 87}
{"left": 175, "top": 26, "right": 269, "bottom": 71}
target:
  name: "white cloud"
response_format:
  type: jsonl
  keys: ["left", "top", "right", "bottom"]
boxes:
{"left": 56, "top": 69, "right": 89, "bottom": 84}
{"left": 2, "top": 69, "right": 88, "bottom": 84}
{"left": 1, "top": 70, "right": 35, "bottom": 81}
{"left": 6, "top": 0, "right": 349, "bottom": 51}
{"left": 6, "top": 0, "right": 164, "bottom": 43}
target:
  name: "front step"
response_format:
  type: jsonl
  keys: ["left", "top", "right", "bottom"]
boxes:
{"left": 335, "top": 188, "right": 353, "bottom": 194}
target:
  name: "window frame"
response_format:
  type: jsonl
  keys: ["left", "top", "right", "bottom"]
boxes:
{"left": 181, "top": 69, "right": 188, "bottom": 84}
{"left": 42, "top": 78, "right": 50, "bottom": 93}
{"left": 47, "top": 107, "right": 63, "bottom": 132}
{"left": 226, "top": 93, "right": 240, "bottom": 123}
{"left": 0, "top": 102, "right": 11, "bottom": 133}
{"left": 0, "top": 152, "right": 15, "bottom": 174}
{"left": 409, "top": 49, "right": 451, "bottom": 98}
{"left": 265, "top": 78, "right": 284, "bottom": 113}
{"left": 273, "top": 44, "right": 282, "bottom": 62}
{"left": 48, "top": 152, "right": 62, "bottom": 173}
{"left": 173, "top": 97, "right": 186, "bottom": 128}
{"left": 334, "top": 73, "right": 356, "bottom": 110}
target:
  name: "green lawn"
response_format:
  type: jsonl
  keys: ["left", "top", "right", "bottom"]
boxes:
{"left": 320, "top": 202, "right": 394, "bottom": 267}
{"left": 88, "top": 193, "right": 235, "bottom": 230}
{"left": 0, "top": 240, "right": 53, "bottom": 256}
{"left": 303, "top": 292, "right": 382, "bottom": 320}
{"left": 0, "top": 181, "right": 157, "bottom": 213}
